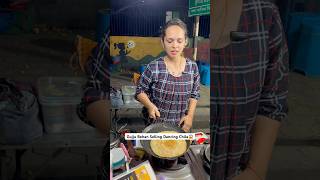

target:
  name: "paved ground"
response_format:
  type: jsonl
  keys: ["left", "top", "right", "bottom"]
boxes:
{"left": 0, "top": 33, "right": 320, "bottom": 179}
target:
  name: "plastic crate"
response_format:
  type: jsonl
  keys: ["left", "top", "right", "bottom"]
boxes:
{"left": 37, "top": 77, "right": 94, "bottom": 133}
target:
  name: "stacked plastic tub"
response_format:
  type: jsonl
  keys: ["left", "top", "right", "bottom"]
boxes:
{"left": 287, "top": 12, "right": 320, "bottom": 76}
{"left": 287, "top": 12, "right": 320, "bottom": 54}
{"left": 287, "top": 12, "right": 320, "bottom": 75}
{"left": 197, "top": 61, "right": 210, "bottom": 86}
{"left": 37, "top": 77, "right": 93, "bottom": 133}
{"left": 294, "top": 21, "right": 320, "bottom": 76}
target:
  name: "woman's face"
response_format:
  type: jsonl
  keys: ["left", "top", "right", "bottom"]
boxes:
{"left": 162, "top": 25, "right": 187, "bottom": 59}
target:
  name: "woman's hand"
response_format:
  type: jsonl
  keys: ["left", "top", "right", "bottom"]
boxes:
{"left": 231, "top": 168, "right": 263, "bottom": 180}
{"left": 147, "top": 104, "right": 160, "bottom": 120}
{"left": 179, "top": 115, "right": 193, "bottom": 132}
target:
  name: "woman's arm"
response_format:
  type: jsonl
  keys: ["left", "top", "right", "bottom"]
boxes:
{"left": 187, "top": 98, "right": 198, "bottom": 118}
{"left": 249, "top": 4, "right": 289, "bottom": 178}
{"left": 179, "top": 98, "right": 198, "bottom": 132}
{"left": 232, "top": 117, "right": 281, "bottom": 180}
{"left": 248, "top": 116, "right": 281, "bottom": 178}
{"left": 179, "top": 61, "right": 200, "bottom": 131}
{"left": 136, "top": 92, "right": 153, "bottom": 109}
{"left": 233, "top": 3, "right": 289, "bottom": 180}
{"left": 86, "top": 100, "right": 110, "bottom": 135}
{"left": 77, "top": 32, "right": 111, "bottom": 135}
{"left": 135, "top": 63, "right": 160, "bottom": 119}
{"left": 136, "top": 92, "right": 160, "bottom": 119}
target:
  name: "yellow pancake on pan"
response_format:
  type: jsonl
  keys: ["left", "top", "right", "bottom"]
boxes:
{"left": 150, "top": 131, "right": 187, "bottom": 158}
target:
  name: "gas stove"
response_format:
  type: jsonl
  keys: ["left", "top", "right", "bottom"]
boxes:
{"left": 155, "top": 144, "right": 210, "bottom": 180}
{"left": 150, "top": 155, "right": 187, "bottom": 171}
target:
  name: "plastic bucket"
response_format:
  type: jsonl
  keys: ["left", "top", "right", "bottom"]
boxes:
{"left": 200, "top": 63, "right": 210, "bottom": 86}
{"left": 139, "top": 64, "right": 146, "bottom": 74}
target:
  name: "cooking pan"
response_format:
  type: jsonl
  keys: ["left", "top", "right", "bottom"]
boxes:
{"left": 140, "top": 122, "right": 191, "bottom": 160}
{"left": 200, "top": 145, "right": 210, "bottom": 164}
{"left": 205, "top": 144, "right": 210, "bottom": 162}
{"left": 201, "top": 144, "right": 210, "bottom": 163}
{"left": 200, "top": 144, "right": 210, "bottom": 173}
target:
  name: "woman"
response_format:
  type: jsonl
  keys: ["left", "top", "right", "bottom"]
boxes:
{"left": 135, "top": 18, "right": 200, "bottom": 132}
{"left": 211, "top": 0, "right": 289, "bottom": 180}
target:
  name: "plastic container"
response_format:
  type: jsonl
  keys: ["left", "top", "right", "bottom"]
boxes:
{"left": 294, "top": 22, "right": 320, "bottom": 76}
{"left": 121, "top": 85, "right": 137, "bottom": 104}
{"left": 111, "top": 148, "right": 125, "bottom": 169}
{"left": 287, "top": 13, "right": 320, "bottom": 68}
{"left": 37, "top": 77, "right": 93, "bottom": 133}
{"left": 287, "top": 13, "right": 320, "bottom": 50}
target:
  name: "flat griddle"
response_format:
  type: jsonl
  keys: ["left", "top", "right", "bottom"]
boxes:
{"left": 140, "top": 122, "right": 191, "bottom": 160}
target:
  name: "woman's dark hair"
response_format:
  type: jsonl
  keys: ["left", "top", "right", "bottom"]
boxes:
{"left": 160, "top": 18, "right": 188, "bottom": 41}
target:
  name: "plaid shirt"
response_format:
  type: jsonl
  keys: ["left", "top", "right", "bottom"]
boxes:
{"left": 77, "top": 31, "right": 111, "bottom": 127}
{"left": 136, "top": 57, "right": 200, "bottom": 124}
{"left": 210, "top": 0, "right": 289, "bottom": 179}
